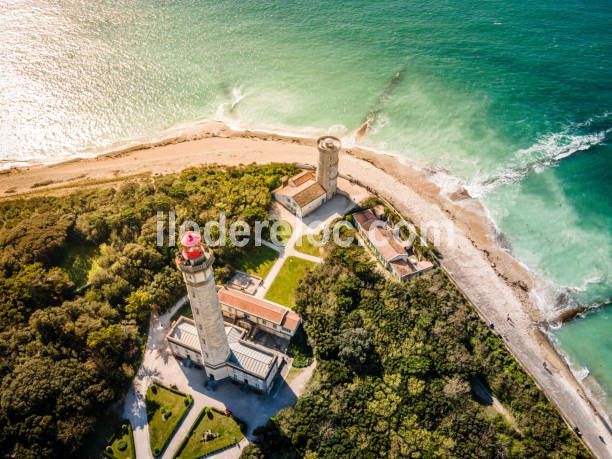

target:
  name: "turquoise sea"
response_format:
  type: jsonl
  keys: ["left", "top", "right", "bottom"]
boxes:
{"left": 1, "top": 1, "right": 610, "bottom": 405}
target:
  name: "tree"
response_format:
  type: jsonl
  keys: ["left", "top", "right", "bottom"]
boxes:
{"left": 125, "top": 289, "right": 153, "bottom": 322}
{"left": 0, "top": 212, "right": 74, "bottom": 268}
{"left": 87, "top": 323, "right": 138, "bottom": 369}
{"left": 337, "top": 327, "right": 372, "bottom": 371}
{"left": 0, "top": 264, "right": 73, "bottom": 328}
{"left": 0, "top": 164, "right": 586, "bottom": 458}
{"left": 249, "top": 246, "right": 587, "bottom": 458}
{"left": 0, "top": 357, "right": 112, "bottom": 457}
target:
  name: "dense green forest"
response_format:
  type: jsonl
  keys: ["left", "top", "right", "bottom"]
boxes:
{"left": 0, "top": 163, "right": 587, "bottom": 458}
{"left": 0, "top": 164, "right": 296, "bottom": 458}
{"left": 244, "top": 244, "right": 587, "bottom": 458}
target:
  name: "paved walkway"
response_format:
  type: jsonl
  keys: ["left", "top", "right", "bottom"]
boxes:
{"left": 255, "top": 197, "right": 357, "bottom": 299}
{"left": 123, "top": 298, "right": 316, "bottom": 459}
{"left": 254, "top": 204, "right": 323, "bottom": 299}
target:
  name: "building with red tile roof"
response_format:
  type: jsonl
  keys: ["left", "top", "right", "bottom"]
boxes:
{"left": 273, "top": 136, "right": 340, "bottom": 217}
{"left": 218, "top": 287, "right": 301, "bottom": 338}
{"left": 353, "top": 208, "right": 434, "bottom": 280}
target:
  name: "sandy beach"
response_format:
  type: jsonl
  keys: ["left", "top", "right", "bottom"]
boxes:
{"left": 0, "top": 121, "right": 610, "bottom": 457}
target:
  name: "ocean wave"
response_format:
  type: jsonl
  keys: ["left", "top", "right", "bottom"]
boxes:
{"left": 566, "top": 274, "right": 605, "bottom": 294}
{"left": 216, "top": 85, "right": 246, "bottom": 118}
{"left": 467, "top": 117, "right": 611, "bottom": 197}
{"left": 573, "top": 367, "right": 590, "bottom": 381}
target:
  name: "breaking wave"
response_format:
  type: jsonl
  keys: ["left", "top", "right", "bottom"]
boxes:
{"left": 215, "top": 85, "right": 247, "bottom": 119}
{"left": 573, "top": 367, "right": 590, "bottom": 381}
{"left": 467, "top": 115, "right": 611, "bottom": 197}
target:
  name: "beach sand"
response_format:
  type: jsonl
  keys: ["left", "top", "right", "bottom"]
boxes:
{"left": 0, "top": 121, "right": 610, "bottom": 457}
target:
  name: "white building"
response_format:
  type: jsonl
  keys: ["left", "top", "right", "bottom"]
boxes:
{"left": 218, "top": 286, "right": 301, "bottom": 339}
{"left": 353, "top": 207, "right": 434, "bottom": 280}
{"left": 167, "top": 317, "right": 279, "bottom": 393}
{"left": 274, "top": 136, "right": 340, "bottom": 217}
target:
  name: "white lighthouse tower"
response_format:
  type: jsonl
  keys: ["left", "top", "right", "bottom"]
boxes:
{"left": 176, "top": 231, "right": 230, "bottom": 378}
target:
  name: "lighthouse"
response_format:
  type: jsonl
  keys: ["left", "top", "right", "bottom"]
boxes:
{"left": 316, "top": 135, "right": 340, "bottom": 200}
{"left": 272, "top": 136, "right": 341, "bottom": 217}
{"left": 176, "top": 231, "right": 230, "bottom": 375}
{"left": 169, "top": 231, "right": 292, "bottom": 393}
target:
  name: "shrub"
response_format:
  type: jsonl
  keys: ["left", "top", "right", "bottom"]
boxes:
{"left": 160, "top": 407, "right": 172, "bottom": 420}
{"left": 153, "top": 447, "right": 160, "bottom": 457}
{"left": 121, "top": 424, "right": 128, "bottom": 434}
{"left": 106, "top": 446, "right": 113, "bottom": 454}
{"left": 117, "top": 439, "right": 127, "bottom": 451}
{"left": 287, "top": 327, "right": 313, "bottom": 368}
{"left": 202, "top": 429, "right": 219, "bottom": 441}
{"left": 151, "top": 384, "right": 158, "bottom": 394}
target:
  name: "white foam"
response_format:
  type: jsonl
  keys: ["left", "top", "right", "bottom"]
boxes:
{"left": 573, "top": 367, "right": 590, "bottom": 381}
{"left": 428, "top": 168, "right": 465, "bottom": 195}
{"left": 467, "top": 120, "right": 611, "bottom": 197}
{"left": 229, "top": 86, "right": 246, "bottom": 111}
{"left": 566, "top": 274, "right": 605, "bottom": 294}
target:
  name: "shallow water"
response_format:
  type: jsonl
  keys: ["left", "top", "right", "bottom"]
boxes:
{"left": 1, "top": 0, "right": 610, "bottom": 404}
{"left": 553, "top": 308, "right": 612, "bottom": 405}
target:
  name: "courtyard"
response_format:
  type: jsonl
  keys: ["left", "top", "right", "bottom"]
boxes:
{"left": 124, "top": 299, "right": 315, "bottom": 459}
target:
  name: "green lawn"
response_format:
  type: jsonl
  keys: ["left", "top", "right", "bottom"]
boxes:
{"left": 268, "top": 219, "right": 292, "bottom": 245}
{"left": 264, "top": 256, "right": 317, "bottom": 308}
{"left": 294, "top": 233, "right": 325, "bottom": 257}
{"left": 51, "top": 240, "right": 99, "bottom": 288}
{"left": 104, "top": 421, "right": 136, "bottom": 459}
{"left": 175, "top": 408, "right": 244, "bottom": 459}
{"left": 233, "top": 244, "right": 279, "bottom": 279}
{"left": 146, "top": 384, "right": 192, "bottom": 457}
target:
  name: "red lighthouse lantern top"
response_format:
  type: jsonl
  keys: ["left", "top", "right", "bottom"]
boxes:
{"left": 181, "top": 231, "right": 204, "bottom": 260}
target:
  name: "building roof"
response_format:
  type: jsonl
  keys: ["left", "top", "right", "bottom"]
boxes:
{"left": 282, "top": 312, "right": 301, "bottom": 331}
{"left": 353, "top": 208, "right": 377, "bottom": 228}
{"left": 167, "top": 317, "right": 276, "bottom": 379}
{"left": 389, "top": 259, "right": 415, "bottom": 278}
{"left": 228, "top": 339, "right": 276, "bottom": 379}
{"left": 372, "top": 226, "right": 407, "bottom": 261}
{"left": 275, "top": 170, "right": 327, "bottom": 209}
{"left": 409, "top": 255, "right": 434, "bottom": 272}
{"left": 218, "top": 287, "right": 301, "bottom": 332}
{"left": 167, "top": 316, "right": 201, "bottom": 351}
{"left": 289, "top": 171, "right": 315, "bottom": 187}
{"left": 293, "top": 182, "right": 327, "bottom": 208}
{"left": 353, "top": 209, "right": 407, "bottom": 263}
